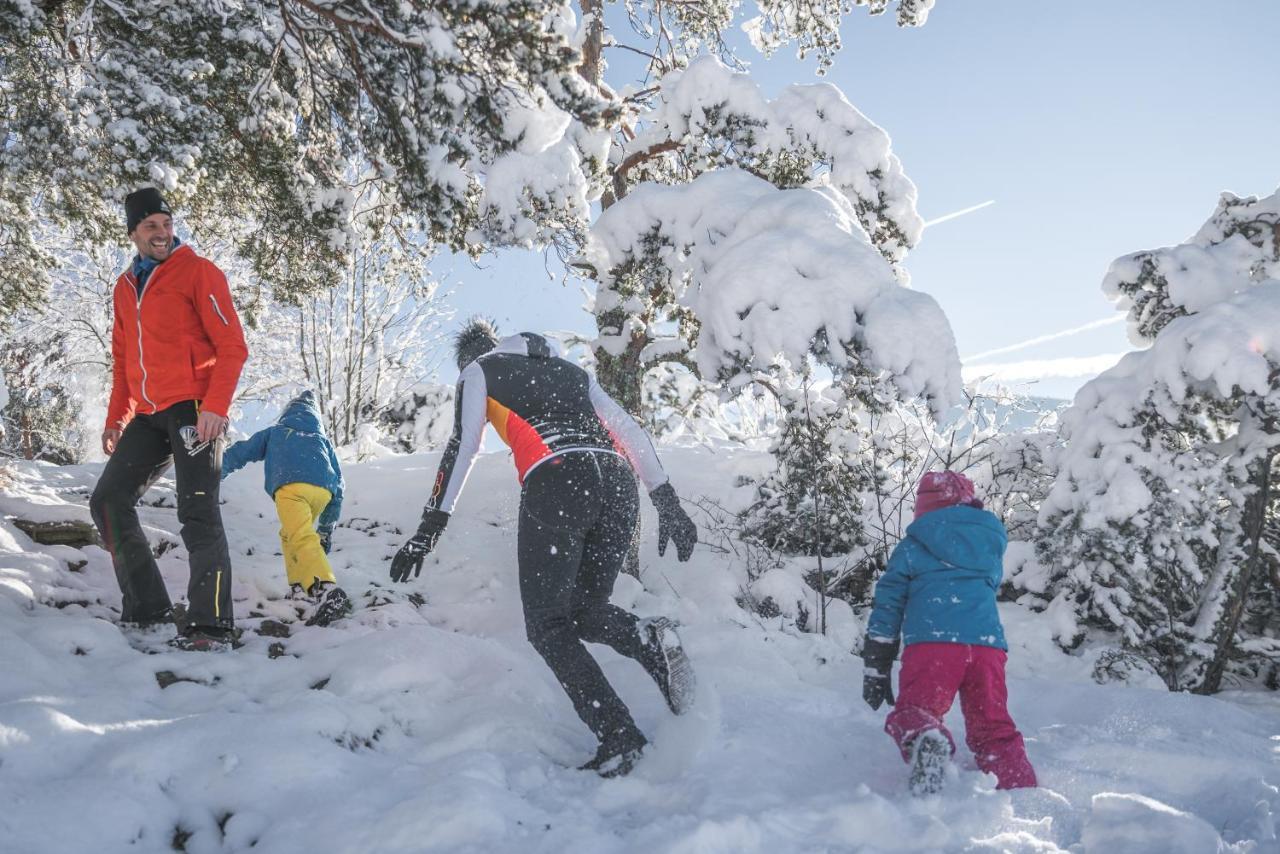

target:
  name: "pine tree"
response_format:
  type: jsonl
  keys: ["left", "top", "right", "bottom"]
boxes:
{"left": 580, "top": 55, "right": 927, "bottom": 413}
{"left": 0, "top": 0, "right": 612, "bottom": 311}
{"left": 0, "top": 334, "right": 83, "bottom": 464}
{"left": 1037, "top": 188, "right": 1280, "bottom": 693}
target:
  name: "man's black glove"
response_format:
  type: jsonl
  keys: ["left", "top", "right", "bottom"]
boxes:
{"left": 650, "top": 482, "right": 697, "bottom": 562}
{"left": 317, "top": 527, "right": 333, "bottom": 554}
{"left": 861, "top": 637, "right": 899, "bottom": 711}
{"left": 390, "top": 508, "right": 449, "bottom": 583}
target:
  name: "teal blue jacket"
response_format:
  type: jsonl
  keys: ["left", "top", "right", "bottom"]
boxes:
{"left": 866, "top": 505, "right": 1008, "bottom": 650}
{"left": 222, "top": 391, "right": 343, "bottom": 532}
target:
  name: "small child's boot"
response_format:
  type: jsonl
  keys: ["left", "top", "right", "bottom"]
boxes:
{"left": 306, "top": 580, "right": 352, "bottom": 627}
{"left": 908, "top": 730, "right": 951, "bottom": 796}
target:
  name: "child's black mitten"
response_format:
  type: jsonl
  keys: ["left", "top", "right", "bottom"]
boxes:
{"left": 861, "top": 637, "right": 899, "bottom": 711}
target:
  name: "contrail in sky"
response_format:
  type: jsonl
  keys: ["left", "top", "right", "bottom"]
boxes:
{"left": 922, "top": 200, "right": 995, "bottom": 228}
{"left": 963, "top": 315, "right": 1125, "bottom": 362}
{"left": 962, "top": 352, "right": 1127, "bottom": 383}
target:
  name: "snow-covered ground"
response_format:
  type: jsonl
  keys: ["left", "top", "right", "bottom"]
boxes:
{"left": 0, "top": 446, "right": 1276, "bottom": 853}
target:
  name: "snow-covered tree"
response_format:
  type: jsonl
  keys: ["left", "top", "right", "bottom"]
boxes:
{"left": 0, "top": 223, "right": 126, "bottom": 461}
{"left": 294, "top": 216, "right": 450, "bottom": 447}
{"left": 0, "top": 334, "right": 82, "bottom": 463}
{"left": 579, "top": 56, "right": 929, "bottom": 412}
{"left": 381, "top": 382, "right": 455, "bottom": 453}
{"left": 0, "top": 0, "right": 612, "bottom": 311}
{"left": 1037, "top": 189, "right": 1280, "bottom": 693}
{"left": 4, "top": 0, "right": 945, "bottom": 429}
{"left": 641, "top": 362, "right": 781, "bottom": 442}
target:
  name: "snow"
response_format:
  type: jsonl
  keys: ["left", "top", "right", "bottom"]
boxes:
{"left": 1103, "top": 189, "right": 1280, "bottom": 347}
{"left": 1, "top": 445, "right": 1277, "bottom": 851}
{"left": 626, "top": 56, "right": 924, "bottom": 267}
{"left": 1082, "top": 792, "right": 1242, "bottom": 854}
{"left": 585, "top": 169, "right": 960, "bottom": 414}
{"left": 1044, "top": 281, "right": 1280, "bottom": 527}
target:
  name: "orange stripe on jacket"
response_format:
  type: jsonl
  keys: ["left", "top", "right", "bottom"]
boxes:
{"left": 487, "top": 398, "right": 551, "bottom": 483}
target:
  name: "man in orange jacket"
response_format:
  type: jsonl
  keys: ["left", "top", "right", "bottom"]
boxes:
{"left": 89, "top": 187, "right": 249, "bottom": 651}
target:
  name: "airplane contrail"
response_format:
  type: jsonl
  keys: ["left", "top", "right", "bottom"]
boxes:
{"left": 963, "top": 315, "right": 1125, "bottom": 362}
{"left": 922, "top": 200, "right": 996, "bottom": 228}
{"left": 962, "top": 352, "right": 1127, "bottom": 383}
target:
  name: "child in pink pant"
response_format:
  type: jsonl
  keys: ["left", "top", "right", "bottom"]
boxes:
{"left": 861, "top": 471, "right": 1036, "bottom": 794}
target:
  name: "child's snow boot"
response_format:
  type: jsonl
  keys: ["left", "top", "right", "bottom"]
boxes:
{"left": 638, "top": 616, "right": 695, "bottom": 714}
{"left": 306, "top": 580, "right": 353, "bottom": 627}
{"left": 908, "top": 729, "right": 951, "bottom": 796}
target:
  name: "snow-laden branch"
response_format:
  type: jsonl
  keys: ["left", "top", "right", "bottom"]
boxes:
{"left": 622, "top": 56, "right": 923, "bottom": 267}
{"left": 584, "top": 168, "right": 959, "bottom": 413}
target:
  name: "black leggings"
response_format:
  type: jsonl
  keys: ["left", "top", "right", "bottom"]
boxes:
{"left": 519, "top": 451, "right": 645, "bottom": 743}
{"left": 89, "top": 401, "right": 233, "bottom": 629}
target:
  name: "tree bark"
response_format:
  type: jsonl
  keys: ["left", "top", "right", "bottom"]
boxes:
{"left": 1195, "top": 441, "right": 1275, "bottom": 694}
{"left": 578, "top": 0, "right": 605, "bottom": 89}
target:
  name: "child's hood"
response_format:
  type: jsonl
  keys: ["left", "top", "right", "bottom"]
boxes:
{"left": 905, "top": 504, "right": 1007, "bottom": 571}
{"left": 277, "top": 390, "right": 325, "bottom": 434}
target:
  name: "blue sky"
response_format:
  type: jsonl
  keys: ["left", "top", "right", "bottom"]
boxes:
{"left": 444, "top": 1, "right": 1280, "bottom": 400}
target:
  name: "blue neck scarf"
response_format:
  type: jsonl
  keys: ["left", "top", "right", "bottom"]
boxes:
{"left": 131, "top": 236, "right": 183, "bottom": 295}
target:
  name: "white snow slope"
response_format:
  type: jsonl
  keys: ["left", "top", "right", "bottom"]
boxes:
{"left": 0, "top": 446, "right": 1276, "bottom": 853}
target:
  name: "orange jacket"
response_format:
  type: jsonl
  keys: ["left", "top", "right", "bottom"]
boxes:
{"left": 106, "top": 244, "right": 248, "bottom": 429}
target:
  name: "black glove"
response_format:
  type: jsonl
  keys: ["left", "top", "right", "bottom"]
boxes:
{"left": 863, "top": 671, "right": 895, "bottom": 711}
{"left": 318, "top": 528, "right": 333, "bottom": 554}
{"left": 390, "top": 508, "right": 449, "bottom": 583}
{"left": 861, "top": 637, "right": 899, "bottom": 711}
{"left": 650, "top": 482, "right": 697, "bottom": 562}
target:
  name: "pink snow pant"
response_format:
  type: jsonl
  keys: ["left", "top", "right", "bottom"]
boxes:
{"left": 884, "top": 642, "right": 1037, "bottom": 790}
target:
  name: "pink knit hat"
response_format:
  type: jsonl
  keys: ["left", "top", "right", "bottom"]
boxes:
{"left": 913, "top": 471, "right": 983, "bottom": 519}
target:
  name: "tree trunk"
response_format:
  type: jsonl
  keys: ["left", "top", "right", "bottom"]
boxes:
{"left": 1195, "top": 443, "right": 1275, "bottom": 694}
{"left": 593, "top": 331, "right": 646, "bottom": 418}
{"left": 577, "top": 0, "right": 604, "bottom": 89}
{"left": 579, "top": 0, "right": 644, "bottom": 578}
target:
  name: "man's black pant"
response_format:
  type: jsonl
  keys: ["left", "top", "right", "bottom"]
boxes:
{"left": 89, "top": 400, "right": 233, "bottom": 630}
{"left": 519, "top": 450, "right": 646, "bottom": 745}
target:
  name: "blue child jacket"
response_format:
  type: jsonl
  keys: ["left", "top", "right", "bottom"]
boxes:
{"left": 865, "top": 504, "right": 1008, "bottom": 650}
{"left": 221, "top": 391, "right": 344, "bottom": 532}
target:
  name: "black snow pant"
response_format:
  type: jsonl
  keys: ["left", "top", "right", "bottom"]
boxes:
{"left": 89, "top": 400, "right": 234, "bottom": 631}
{"left": 519, "top": 450, "right": 647, "bottom": 746}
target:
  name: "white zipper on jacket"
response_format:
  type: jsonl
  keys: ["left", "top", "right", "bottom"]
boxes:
{"left": 208, "top": 293, "right": 229, "bottom": 325}
{"left": 130, "top": 271, "right": 158, "bottom": 412}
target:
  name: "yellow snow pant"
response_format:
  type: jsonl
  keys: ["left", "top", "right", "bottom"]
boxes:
{"left": 274, "top": 483, "right": 336, "bottom": 589}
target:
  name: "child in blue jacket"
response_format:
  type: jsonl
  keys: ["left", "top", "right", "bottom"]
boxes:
{"left": 861, "top": 471, "right": 1036, "bottom": 795}
{"left": 222, "top": 390, "right": 351, "bottom": 626}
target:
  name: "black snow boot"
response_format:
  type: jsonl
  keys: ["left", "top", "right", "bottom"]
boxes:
{"left": 169, "top": 626, "right": 235, "bottom": 652}
{"left": 908, "top": 730, "right": 951, "bottom": 796}
{"left": 579, "top": 730, "right": 647, "bottom": 779}
{"left": 119, "top": 607, "right": 174, "bottom": 630}
{"left": 638, "top": 616, "right": 695, "bottom": 715}
{"left": 306, "top": 580, "right": 353, "bottom": 627}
